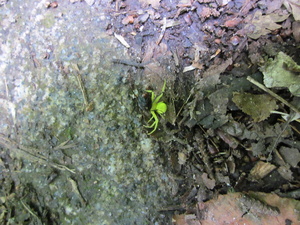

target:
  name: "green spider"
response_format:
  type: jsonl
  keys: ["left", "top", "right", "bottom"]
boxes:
{"left": 144, "top": 80, "right": 167, "bottom": 135}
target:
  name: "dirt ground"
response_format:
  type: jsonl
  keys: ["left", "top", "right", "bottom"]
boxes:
{"left": 0, "top": 0, "right": 300, "bottom": 224}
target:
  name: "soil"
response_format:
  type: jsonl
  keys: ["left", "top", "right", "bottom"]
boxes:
{"left": 0, "top": 0, "right": 300, "bottom": 224}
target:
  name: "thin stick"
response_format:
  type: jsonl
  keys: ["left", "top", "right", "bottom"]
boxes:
{"left": 156, "top": 17, "right": 167, "bottom": 45}
{"left": 21, "top": 200, "right": 40, "bottom": 220}
{"left": 112, "top": 59, "right": 146, "bottom": 68}
{"left": 4, "top": 77, "right": 9, "bottom": 100}
{"left": 247, "top": 76, "right": 300, "bottom": 114}
{"left": 176, "top": 88, "right": 193, "bottom": 119}
{"left": 73, "top": 64, "right": 94, "bottom": 111}
{"left": 74, "top": 64, "right": 89, "bottom": 106}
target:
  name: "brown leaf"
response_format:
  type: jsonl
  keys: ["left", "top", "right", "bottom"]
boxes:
{"left": 249, "top": 161, "right": 277, "bottom": 180}
{"left": 199, "top": 7, "right": 220, "bottom": 20}
{"left": 138, "top": 0, "right": 160, "bottom": 9}
{"left": 279, "top": 146, "right": 300, "bottom": 167}
{"left": 201, "top": 173, "right": 216, "bottom": 190}
{"left": 173, "top": 214, "right": 200, "bottom": 225}
{"left": 244, "top": 10, "right": 289, "bottom": 39}
{"left": 224, "top": 18, "right": 243, "bottom": 27}
{"left": 202, "top": 58, "right": 232, "bottom": 77}
{"left": 197, "top": 192, "right": 300, "bottom": 225}
{"left": 122, "top": 15, "right": 135, "bottom": 25}
{"left": 266, "top": 0, "right": 284, "bottom": 13}
{"left": 284, "top": 0, "right": 300, "bottom": 21}
{"left": 292, "top": 21, "right": 300, "bottom": 42}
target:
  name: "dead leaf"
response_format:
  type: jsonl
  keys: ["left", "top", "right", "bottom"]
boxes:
{"left": 202, "top": 58, "right": 232, "bottom": 77}
{"left": 279, "top": 146, "right": 300, "bottom": 167}
{"left": 216, "top": 129, "right": 239, "bottom": 149}
{"left": 198, "top": 7, "right": 220, "bottom": 21}
{"left": 85, "top": 0, "right": 95, "bottom": 6}
{"left": 173, "top": 214, "right": 200, "bottom": 225}
{"left": 292, "top": 21, "right": 300, "bottom": 42}
{"left": 249, "top": 161, "right": 277, "bottom": 180}
{"left": 178, "top": 152, "right": 187, "bottom": 165}
{"left": 216, "top": 0, "right": 231, "bottom": 6}
{"left": 201, "top": 173, "right": 216, "bottom": 190}
{"left": 194, "top": 192, "right": 300, "bottom": 225}
{"left": 114, "top": 33, "right": 130, "bottom": 48}
{"left": 284, "top": 0, "right": 300, "bottom": 21}
{"left": 277, "top": 165, "right": 293, "bottom": 181}
{"left": 122, "top": 15, "right": 135, "bottom": 25}
{"left": 266, "top": 0, "right": 284, "bottom": 13}
{"left": 261, "top": 51, "right": 300, "bottom": 96}
{"left": 138, "top": 0, "right": 160, "bottom": 9}
{"left": 244, "top": 10, "right": 290, "bottom": 39}
{"left": 183, "top": 65, "right": 196, "bottom": 72}
{"left": 192, "top": 62, "right": 203, "bottom": 70}
{"left": 177, "top": 0, "right": 193, "bottom": 7}
{"left": 224, "top": 17, "right": 243, "bottom": 27}
{"left": 70, "top": 0, "right": 81, "bottom": 3}
{"left": 158, "top": 19, "right": 181, "bottom": 28}
{"left": 232, "top": 92, "right": 277, "bottom": 122}
{"left": 156, "top": 17, "right": 167, "bottom": 45}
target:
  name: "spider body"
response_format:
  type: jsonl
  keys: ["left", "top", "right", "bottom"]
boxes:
{"left": 144, "top": 80, "right": 167, "bottom": 134}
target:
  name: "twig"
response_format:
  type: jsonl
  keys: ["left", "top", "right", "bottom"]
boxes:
{"left": 21, "top": 200, "right": 40, "bottom": 220}
{"left": 176, "top": 88, "right": 193, "bottom": 120}
{"left": 4, "top": 77, "right": 9, "bottom": 100}
{"left": 68, "top": 177, "right": 87, "bottom": 206}
{"left": 114, "top": 33, "right": 130, "bottom": 48}
{"left": 73, "top": 64, "right": 88, "bottom": 106}
{"left": 112, "top": 59, "right": 146, "bottom": 68}
{"left": 247, "top": 77, "right": 300, "bottom": 160}
{"left": 0, "top": 134, "right": 75, "bottom": 173}
{"left": 73, "top": 64, "right": 94, "bottom": 111}
{"left": 269, "top": 113, "right": 293, "bottom": 161}
{"left": 247, "top": 76, "right": 300, "bottom": 114}
{"left": 156, "top": 17, "right": 167, "bottom": 45}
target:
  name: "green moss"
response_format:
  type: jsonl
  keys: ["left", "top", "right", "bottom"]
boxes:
{"left": 41, "top": 13, "right": 55, "bottom": 29}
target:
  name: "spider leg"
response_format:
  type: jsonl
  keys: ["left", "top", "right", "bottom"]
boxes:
{"left": 147, "top": 115, "right": 154, "bottom": 123}
{"left": 152, "top": 80, "right": 166, "bottom": 105}
{"left": 144, "top": 111, "right": 156, "bottom": 128}
{"left": 146, "top": 90, "right": 156, "bottom": 102}
{"left": 147, "top": 111, "right": 159, "bottom": 135}
{"left": 144, "top": 121, "right": 156, "bottom": 129}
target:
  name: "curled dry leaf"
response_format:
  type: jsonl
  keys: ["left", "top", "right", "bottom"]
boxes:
{"left": 249, "top": 161, "right": 276, "bottom": 180}
{"left": 122, "top": 15, "right": 135, "bottom": 25}
{"left": 114, "top": 33, "right": 130, "bottom": 48}
{"left": 183, "top": 65, "right": 196, "bottom": 73}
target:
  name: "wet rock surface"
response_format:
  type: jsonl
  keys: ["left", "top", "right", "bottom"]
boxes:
{"left": 0, "top": 1, "right": 173, "bottom": 224}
